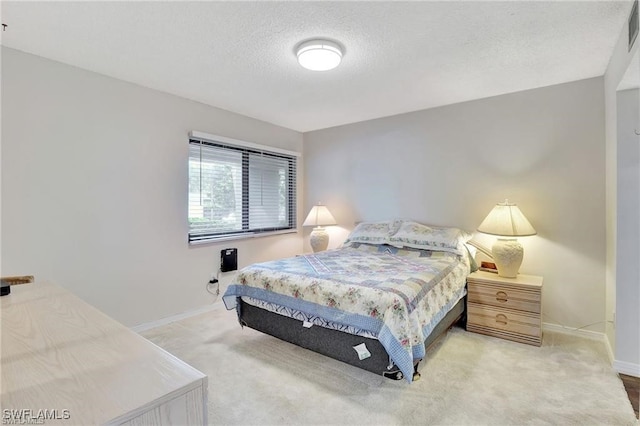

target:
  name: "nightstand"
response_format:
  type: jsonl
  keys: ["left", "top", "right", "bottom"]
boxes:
{"left": 466, "top": 270, "right": 543, "bottom": 346}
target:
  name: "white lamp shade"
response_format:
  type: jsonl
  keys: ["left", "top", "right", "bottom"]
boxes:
{"left": 477, "top": 201, "right": 536, "bottom": 237}
{"left": 303, "top": 205, "right": 336, "bottom": 227}
{"left": 296, "top": 40, "right": 343, "bottom": 71}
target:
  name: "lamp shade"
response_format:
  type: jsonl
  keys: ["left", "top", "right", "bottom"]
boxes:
{"left": 477, "top": 200, "right": 536, "bottom": 237}
{"left": 303, "top": 205, "right": 336, "bottom": 227}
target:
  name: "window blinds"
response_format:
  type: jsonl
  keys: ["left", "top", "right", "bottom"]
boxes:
{"left": 188, "top": 137, "right": 297, "bottom": 243}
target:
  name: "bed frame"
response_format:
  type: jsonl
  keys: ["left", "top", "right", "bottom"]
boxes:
{"left": 237, "top": 296, "right": 466, "bottom": 381}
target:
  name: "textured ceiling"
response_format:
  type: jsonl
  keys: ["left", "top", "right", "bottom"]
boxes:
{"left": 0, "top": 1, "right": 633, "bottom": 132}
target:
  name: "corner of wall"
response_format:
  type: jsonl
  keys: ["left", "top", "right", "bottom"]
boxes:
{"left": 603, "top": 3, "right": 640, "bottom": 369}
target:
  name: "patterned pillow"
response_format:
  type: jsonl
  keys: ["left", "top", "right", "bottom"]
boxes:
{"left": 388, "top": 221, "right": 470, "bottom": 255}
{"left": 343, "top": 220, "right": 401, "bottom": 246}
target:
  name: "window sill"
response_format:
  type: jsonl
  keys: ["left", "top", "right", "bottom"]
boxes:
{"left": 189, "top": 229, "right": 298, "bottom": 246}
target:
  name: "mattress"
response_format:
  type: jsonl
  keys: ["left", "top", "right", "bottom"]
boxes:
{"left": 223, "top": 243, "right": 469, "bottom": 382}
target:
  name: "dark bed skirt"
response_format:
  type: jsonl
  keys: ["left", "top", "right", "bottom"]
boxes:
{"left": 237, "top": 297, "right": 466, "bottom": 381}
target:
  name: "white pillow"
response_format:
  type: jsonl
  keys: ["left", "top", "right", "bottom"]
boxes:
{"left": 343, "top": 220, "right": 401, "bottom": 246}
{"left": 388, "top": 221, "right": 470, "bottom": 255}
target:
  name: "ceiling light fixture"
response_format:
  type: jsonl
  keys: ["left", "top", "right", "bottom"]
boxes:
{"left": 296, "top": 39, "right": 343, "bottom": 71}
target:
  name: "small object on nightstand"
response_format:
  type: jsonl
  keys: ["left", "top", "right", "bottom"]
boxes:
{"left": 481, "top": 261, "right": 497, "bottom": 270}
{"left": 479, "top": 261, "right": 498, "bottom": 273}
{"left": 466, "top": 270, "right": 543, "bottom": 346}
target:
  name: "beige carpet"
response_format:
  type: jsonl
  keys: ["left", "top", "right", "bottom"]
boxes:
{"left": 141, "top": 306, "right": 637, "bottom": 425}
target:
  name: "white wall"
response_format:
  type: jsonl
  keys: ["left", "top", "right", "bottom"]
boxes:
{"left": 1, "top": 47, "right": 304, "bottom": 327}
{"left": 604, "top": 14, "right": 640, "bottom": 375}
{"left": 616, "top": 88, "right": 640, "bottom": 374}
{"left": 304, "top": 78, "right": 606, "bottom": 332}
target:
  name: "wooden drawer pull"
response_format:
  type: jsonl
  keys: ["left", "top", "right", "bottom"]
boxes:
{"left": 495, "top": 291, "right": 508, "bottom": 303}
{"left": 495, "top": 314, "right": 508, "bottom": 325}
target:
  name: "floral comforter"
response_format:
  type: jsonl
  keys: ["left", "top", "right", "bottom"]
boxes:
{"left": 223, "top": 243, "right": 469, "bottom": 382}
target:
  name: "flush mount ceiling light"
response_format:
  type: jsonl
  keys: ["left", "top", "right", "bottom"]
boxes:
{"left": 296, "top": 39, "right": 343, "bottom": 71}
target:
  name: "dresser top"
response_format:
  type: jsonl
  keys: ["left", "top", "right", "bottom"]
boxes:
{"left": 1, "top": 281, "right": 206, "bottom": 424}
{"left": 468, "top": 270, "right": 543, "bottom": 288}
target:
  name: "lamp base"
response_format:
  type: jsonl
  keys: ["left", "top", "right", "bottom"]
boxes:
{"left": 309, "top": 227, "right": 329, "bottom": 252}
{"left": 492, "top": 238, "right": 523, "bottom": 278}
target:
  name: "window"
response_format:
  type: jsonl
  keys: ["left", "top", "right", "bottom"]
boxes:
{"left": 188, "top": 133, "right": 298, "bottom": 243}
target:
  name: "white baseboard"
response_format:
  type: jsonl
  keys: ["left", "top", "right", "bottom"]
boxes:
{"left": 131, "top": 302, "right": 225, "bottom": 333}
{"left": 614, "top": 360, "right": 640, "bottom": 377}
{"left": 542, "top": 322, "right": 606, "bottom": 341}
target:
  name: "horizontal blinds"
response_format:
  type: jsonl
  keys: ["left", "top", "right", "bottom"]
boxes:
{"left": 188, "top": 138, "right": 297, "bottom": 243}
{"left": 188, "top": 144, "right": 243, "bottom": 235}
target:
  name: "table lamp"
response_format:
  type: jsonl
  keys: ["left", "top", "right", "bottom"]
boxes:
{"left": 303, "top": 204, "right": 337, "bottom": 252}
{"left": 477, "top": 200, "right": 536, "bottom": 278}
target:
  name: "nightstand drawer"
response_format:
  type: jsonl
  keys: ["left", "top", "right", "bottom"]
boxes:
{"left": 467, "top": 282, "right": 541, "bottom": 314}
{"left": 467, "top": 302, "right": 541, "bottom": 346}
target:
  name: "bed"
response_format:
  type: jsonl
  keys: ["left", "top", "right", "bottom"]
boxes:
{"left": 223, "top": 220, "right": 475, "bottom": 383}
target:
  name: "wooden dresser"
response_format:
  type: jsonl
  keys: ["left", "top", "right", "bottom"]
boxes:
{"left": 1, "top": 281, "right": 207, "bottom": 425}
{"left": 466, "top": 270, "right": 543, "bottom": 346}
